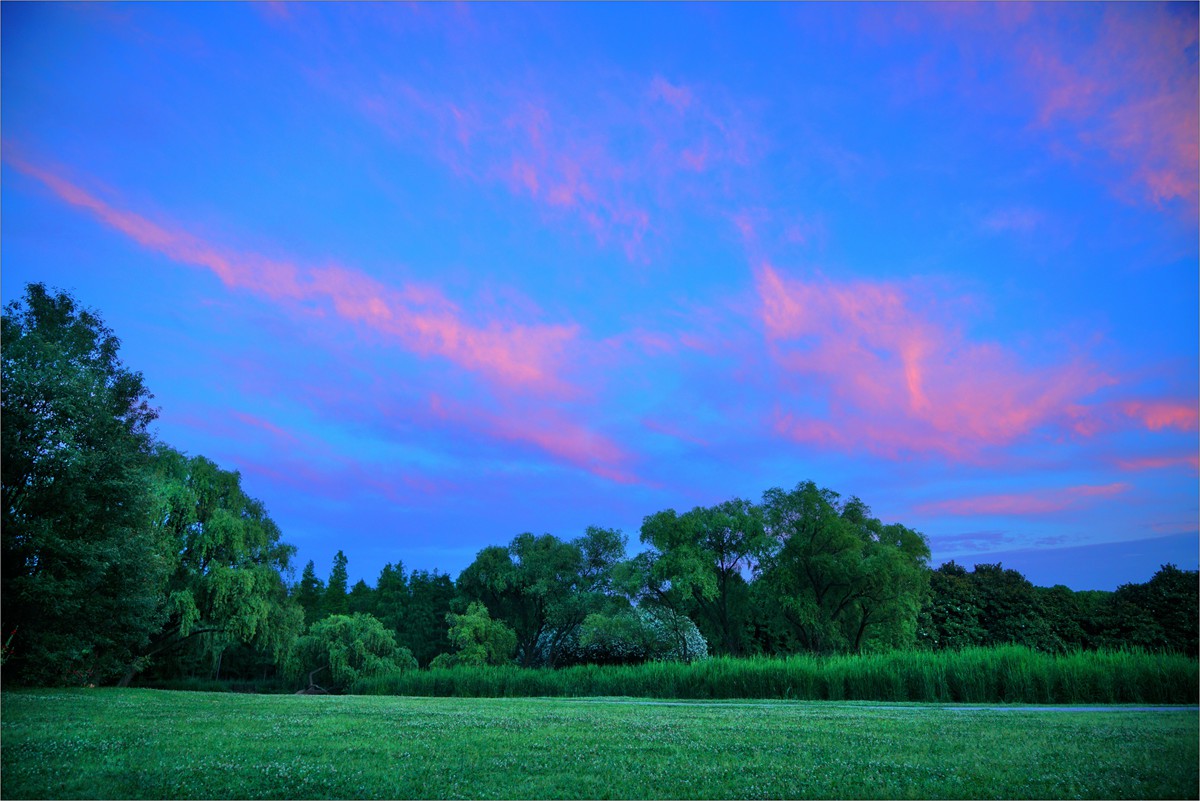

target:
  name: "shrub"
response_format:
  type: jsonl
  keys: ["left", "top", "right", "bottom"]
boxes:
{"left": 428, "top": 602, "right": 516, "bottom": 668}
{"left": 292, "top": 613, "right": 416, "bottom": 691}
{"left": 535, "top": 606, "right": 710, "bottom": 666}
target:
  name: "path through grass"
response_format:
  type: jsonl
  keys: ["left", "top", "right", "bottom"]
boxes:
{"left": 2, "top": 689, "right": 1196, "bottom": 799}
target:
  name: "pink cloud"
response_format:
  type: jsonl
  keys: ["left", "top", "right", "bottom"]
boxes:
{"left": 1115, "top": 454, "right": 1200, "bottom": 473}
{"left": 428, "top": 394, "right": 642, "bottom": 485}
{"left": 336, "top": 70, "right": 760, "bottom": 261}
{"left": 877, "top": 4, "right": 1198, "bottom": 211}
{"left": 232, "top": 411, "right": 300, "bottom": 445}
{"left": 758, "top": 263, "right": 1113, "bottom": 458}
{"left": 916, "top": 482, "right": 1132, "bottom": 517}
{"left": 6, "top": 155, "right": 307, "bottom": 301}
{"left": 1038, "top": 7, "right": 1199, "bottom": 209}
{"left": 641, "top": 418, "right": 710, "bottom": 449}
{"left": 650, "top": 76, "right": 693, "bottom": 113}
{"left": 10, "top": 155, "right": 580, "bottom": 397}
{"left": 9, "top": 152, "right": 649, "bottom": 485}
{"left": 237, "top": 452, "right": 446, "bottom": 507}
{"left": 1120, "top": 400, "right": 1199, "bottom": 432}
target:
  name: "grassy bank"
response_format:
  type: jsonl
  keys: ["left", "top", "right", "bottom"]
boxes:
{"left": 2, "top": 689, "right": 1197, "bottom": 799}
{"left": 355, "top": 646, "right": 1199, "bottom": 704}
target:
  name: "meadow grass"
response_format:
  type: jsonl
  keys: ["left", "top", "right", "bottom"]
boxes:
{"left": 355, "top": 646, "right": 1199, "bottom": 704}
{"left": 1, "top": 689, "right": 1196, "bottom": 799}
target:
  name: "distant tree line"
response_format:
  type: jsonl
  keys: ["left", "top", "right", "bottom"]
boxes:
{"left": 3, "top": 284, "right": 1196, "bottom": 689}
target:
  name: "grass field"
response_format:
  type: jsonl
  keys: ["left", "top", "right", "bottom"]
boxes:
{"left": 2, "top": 689, "right": 1197, "bottom": 799}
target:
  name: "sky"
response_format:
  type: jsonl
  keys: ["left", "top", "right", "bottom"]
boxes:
{"left": 2, "top": 2, "right": 1197, "bottom": 592}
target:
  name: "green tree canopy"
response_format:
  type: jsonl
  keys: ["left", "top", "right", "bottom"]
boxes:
{"left": 323, "top": 550, "right": 349, "bottom": 617}
{"left": 430, "top": 601, "right": 517, "bottom": 668}
{"left": 639, "top": 499, "right": 767, "bottom": 655}
{"left": 123, "top": 445, "right": 303, "bottom": 685}
{"left": 457, "top": 529, "right": 627, "bottom": 666}
{"left": 758, "top": 481, "right": 930, "bottom": 653}
{"left": 294, "top": 613, "right": 417, "bottom": 691}
{"left": 294, "top": 560, "right": 326, "bottom": 627}
{"left": 2, "top": 284, "right": 167, "bottom": 684}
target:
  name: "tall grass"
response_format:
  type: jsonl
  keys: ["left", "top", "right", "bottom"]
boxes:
{"left": 354, "top": 646, "right": 1199, "bottom": 704}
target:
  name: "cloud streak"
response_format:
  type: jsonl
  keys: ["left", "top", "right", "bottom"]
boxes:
{"left": 8, "top": 154, "right": 580, "bottom": 398}
{"left": 342, "top": 69, "right": 763, "bottom": 260}
{"left": 916, "top": 482, "right": 1132, "bottom": 517}
{"left": 8, "top": 153, "right": 656, "bottom": 484}
{"left": 757, "top": 263, "right": 1111, "bottom": 458}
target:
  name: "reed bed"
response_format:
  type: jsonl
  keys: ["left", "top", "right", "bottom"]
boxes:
{"left": 354, "top": 646, "right": 1199, "bottom": 704}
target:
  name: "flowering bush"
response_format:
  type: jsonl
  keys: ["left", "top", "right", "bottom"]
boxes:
{"left": 535, "top": 606, "right": 708, "bottom": 666}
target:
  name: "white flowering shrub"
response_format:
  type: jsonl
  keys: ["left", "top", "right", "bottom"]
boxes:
{"left": 535, "top": 606, "right": 708, "bottom": 666}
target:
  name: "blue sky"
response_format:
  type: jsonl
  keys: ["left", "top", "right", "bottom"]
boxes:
{"left": 3, "top": 2, "right": 1197, "bottom": 590}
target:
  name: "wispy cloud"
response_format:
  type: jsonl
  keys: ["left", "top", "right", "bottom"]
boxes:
{"left": 757, "top": 263, "right": 1111, "bottom": 458}
{"left": 1115, "top": 453, "right": 1199, "bottom": 473}
{"left": 917, "top": 482, "right": 1131, "bottom": 517}
{"left": 333, "top": 68, "right": 763, "bottom": 261}
{"left": 1031, "top": 5, "right": 1199, "bottom": 209}
{"left": 8, "top": 152, "right": 656, "bottom": 484}
{"left": 428, "top": 393, "right": 643, "bottom": 485}
{"left": 1120, "top": 400, "right": 1199, "bottom": 432}
{"left": 876, "top": 3, "right": 1199, "bottom": 212}
{"left": 8, "top": 154, "right": 580, "bottom": 398}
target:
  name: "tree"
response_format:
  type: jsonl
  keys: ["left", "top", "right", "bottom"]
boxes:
{"left": 295, "top": 561, "right": 326, "bottom": 627}
{"left": 457, "top": 529, "right": 627, "bottom": 667}
{"left": 639, "top": 499, "right": 766, "bottom": 655}
{"left": 1098, "top": 564, "right": 1199, "bottom": 654}
{"left": 348, "top": 579, "right": 375, "bottom": 616}
{"left": 2, "top": 284, "right": 168, "bottom": 684}
{"left": 571, "top": 606, "right": 710, "bottom": 665}
{"left": 395, "top": 570, "right": 456, "bottom": 667}
{"left": 969, "top": 563, "right": 1054, "bottom": 649}
{"left": 430, "top": 602, "right": 517, "bottom": 668}
{"left": 758, "top": 481, "right": 930, "bottom": 653}
{"left": 323, "top": 550, "right": 349, "bottom": 617}
{"left": 293, "top": 613, "right": 416, "bottom": 692}
{"left": 373, "top": 562, "right": 408, "bottom": 631}
{"left": 120, "top": 446, "right": 303, "bottom": 686}
{"left": 917, "top": 561, "right": 986, "bottom": 650}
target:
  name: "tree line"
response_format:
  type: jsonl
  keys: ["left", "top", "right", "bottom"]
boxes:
{"left": 2, "top": 284, "right": 1195, "bottom": 689}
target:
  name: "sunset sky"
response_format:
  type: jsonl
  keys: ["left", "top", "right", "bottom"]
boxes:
{"left": 3, "top": 2, "right": 1197, "bottom": 591}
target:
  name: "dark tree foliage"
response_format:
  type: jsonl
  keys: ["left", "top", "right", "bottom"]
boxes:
{"left": 397, "top": 570, "right": 457, "bottom": 667}
{"left": 364, "top": 563, "right": 457, "bottom": 667}
{"left": 124, "top": 446, "right": 303, "bottom": 685}
{"left": 1096, "top": 564, "right": 1199, "bottom": 654}
{"left": 2, "top": 284, "right": 167, "bottom": 685}
{"left": 294, "top": 560, "right": 326, "bottom": 627}
{"left": 348, "top": 580, "right": 375, "bottom": 616}
{"left": 757, "top": 482, "right": 930, "bottom": 654}
{"left": 974, "top": 564, "right": 1059, "bottom": 648}
{"left": 639, "top": 500, "right": 766, "bottom": 656}
{"left": 918, "top": 562, "right": 1198, "bottom": 656}
{"left": 457, "top": 528, "right": 627, "bottom": 667}
{"left": 323, "top": 550, "right": 350, "bottom": 617}
{"left": 916, "top": 561, "right": 987, "bottom": 650}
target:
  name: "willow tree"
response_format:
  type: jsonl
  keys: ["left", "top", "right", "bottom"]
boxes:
{"left": 120, "top": 446, "right": 303, "bottom": 685}
{"left": 758, "top": 481, "right": 930, "bottom": 653}
{"left": 638, "top": 499, "right": 767, "bottom": 656}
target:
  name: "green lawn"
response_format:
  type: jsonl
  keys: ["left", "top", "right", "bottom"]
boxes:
{"left": 2, "top": 689, "right": 1196, "bottom": 799}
